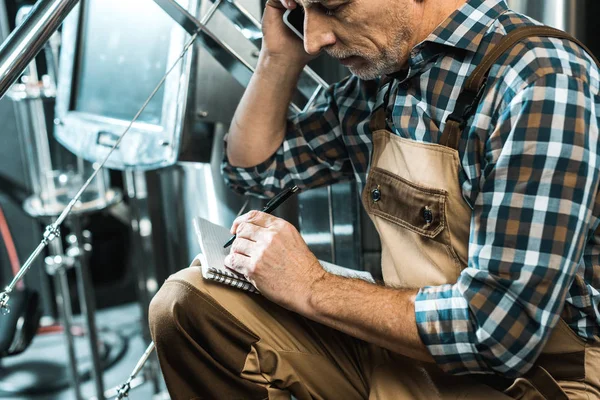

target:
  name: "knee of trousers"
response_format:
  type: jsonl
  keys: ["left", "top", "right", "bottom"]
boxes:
{"left": 148, "top": 268, "right": 211, "bottom": 344}
{"left": 148, "top": 268, "right": 260, "bottom": 362}
{"left": 148, "top": 268, "right": 208, "bottom": 334}
{"left": 148, "top": 271, "right": 269, "bottom": 399}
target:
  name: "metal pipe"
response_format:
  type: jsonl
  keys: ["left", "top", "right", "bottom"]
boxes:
{"left": 114, "top": 342, "right": 156, "bottom": 399}
{"left": 69, "top": 220, "right": 105, "bottom": 399}
{"left": 0, "top": 0, "right": 9, "bottom": 40}
{"left": 0, "top": 0, "right": 80, "bottom": 100}
{"left": 54, "top": 268, "right": 83, "bottom": 400}
{"left": 46, "top": 239, "right": 84, "bottom": 400}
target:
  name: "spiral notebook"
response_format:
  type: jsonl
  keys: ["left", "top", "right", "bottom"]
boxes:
{"left": 193, "top": 217, "right": 374, "bottom": 294}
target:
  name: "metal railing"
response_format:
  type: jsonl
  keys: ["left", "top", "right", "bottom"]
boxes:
{"left": 0, "top": 0, "right": 80, "bottom": 100}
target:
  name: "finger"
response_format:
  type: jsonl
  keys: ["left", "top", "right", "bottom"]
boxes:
{"left": 234, "top": 222, "right": 262, "bottom": 242}
{"left": 266, "top": 0, "right": 288, "bottom": 10}
{"left": 230, "top": 210, "right": 274, "bottom": 234}
{"left": 230, "top": 237, "right": 256, "bottom": 257}
{"left": 224, "top": 253, "right": 252, "bottom": 276}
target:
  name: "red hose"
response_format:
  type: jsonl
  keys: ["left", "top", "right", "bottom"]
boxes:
{"left": 0, "top": 203, "right": 24, "bottom": 289}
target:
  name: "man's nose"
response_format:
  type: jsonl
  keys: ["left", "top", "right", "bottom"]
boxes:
{"left": 303, "top": 13, "right": 336, "bottom": 55}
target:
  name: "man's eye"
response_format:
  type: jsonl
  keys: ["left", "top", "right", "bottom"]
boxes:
{"left": 320, "top": 4, "right": 341, "bottom": 16}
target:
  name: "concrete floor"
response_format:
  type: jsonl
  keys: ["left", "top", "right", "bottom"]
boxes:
{"left": 0, "top": 303, "right": 167, "bottom": 400}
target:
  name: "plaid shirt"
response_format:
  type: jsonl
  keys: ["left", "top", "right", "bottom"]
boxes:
{"left": 223, "top": 0, "right": 600, "bottom": 378}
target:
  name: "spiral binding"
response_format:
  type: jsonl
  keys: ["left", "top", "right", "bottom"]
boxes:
{"left": 206, "top": 267, "right": 259, "bottom": 294}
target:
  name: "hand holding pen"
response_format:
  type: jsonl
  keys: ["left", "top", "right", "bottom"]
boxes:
{"left": 223, "top": 185, "right": 300, "bottom": 248}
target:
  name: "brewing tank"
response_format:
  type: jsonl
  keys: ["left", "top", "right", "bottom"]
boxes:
{"left": 507, "top": 0, "right": 586, "bottom": 39}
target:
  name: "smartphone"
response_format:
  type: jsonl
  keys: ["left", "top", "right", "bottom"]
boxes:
{"left": 283, "top": 8, "right": 304, "bottom": 40}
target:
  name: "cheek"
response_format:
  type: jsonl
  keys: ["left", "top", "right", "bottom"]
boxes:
{"left": 337, "top": 7, "right": 391, "bottom": 51}
{"left": 335, "top": 20, "right": 379, "bottom": 50}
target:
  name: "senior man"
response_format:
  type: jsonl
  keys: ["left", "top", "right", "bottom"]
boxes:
{"left": 149, "top": 0, "right": 600, "bottom": 398}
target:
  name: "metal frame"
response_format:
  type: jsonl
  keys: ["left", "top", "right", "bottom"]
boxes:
{"left": 51, "top": 0, "right": 330, "bottom": 171}
{"left": 54, "top": 0, "right": 196, "bottom": 170}
{"left": 0, "top": 0, "right": 80, "bottom": 99}
{"left": 153, "top": 0, "right": 329, "bottom": 114}
{"left": 0, "top": 1, "right": 9, "bottom": 40}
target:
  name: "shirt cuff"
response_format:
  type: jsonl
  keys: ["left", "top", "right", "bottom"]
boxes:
{"left": 415, "top": 284, "right": 490, "bottom": 375}
{"left": 221, "top": 133, "right": 277, "bottom": 197}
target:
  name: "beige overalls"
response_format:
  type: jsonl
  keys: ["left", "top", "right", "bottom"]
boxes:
{"left": 149, "top": 27, "right": 599, "bottom": 399}
{"left": 362, "top": 26, "right": 600, "bottom": 399}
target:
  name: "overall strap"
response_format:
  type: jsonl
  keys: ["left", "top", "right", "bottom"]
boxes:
{"left": 440, "top": 26, "right": 600, "bottom": 151}
{"left": 369, "top": 75, "right": 396, "bottom": 133}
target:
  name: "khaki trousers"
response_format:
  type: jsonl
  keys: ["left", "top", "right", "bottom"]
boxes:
{"left": 149, "top": 267, "right": 511, "bottom": 400}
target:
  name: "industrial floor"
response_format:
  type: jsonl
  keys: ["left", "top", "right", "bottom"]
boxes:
{"left": 0, "top": 303, "right": 168, "bottom": 400}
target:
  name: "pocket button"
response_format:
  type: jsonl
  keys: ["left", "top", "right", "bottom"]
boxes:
{"left": 423, "top": 206, "right": 433, "bottom": 225}
{"left": 371, "top": 187, "right": 381, "bottom": 203}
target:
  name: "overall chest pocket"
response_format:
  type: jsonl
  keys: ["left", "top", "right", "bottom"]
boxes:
{"left": 362, "top": 167, "right": 449, "bottom": 242}
{"left": 362, "top": 165, "right": 465, "bottom": 286}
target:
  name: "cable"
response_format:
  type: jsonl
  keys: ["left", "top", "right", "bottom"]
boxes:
{"left": 0, "top": 32, "right": 199, "bottom": 314}
{"left": 0, "top": 203, "right": 23, "bottom": 289}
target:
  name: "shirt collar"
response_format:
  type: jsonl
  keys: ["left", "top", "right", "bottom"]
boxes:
{"left": 421, "top": 0, "right": 510, "bottom": 53}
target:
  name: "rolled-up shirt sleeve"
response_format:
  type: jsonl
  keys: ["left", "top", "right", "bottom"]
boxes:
{"left": 415, "top": 73, "right": 600, "bottom": 377}
{"left": 222, "top": 76, "right": 379, "bottom": 197}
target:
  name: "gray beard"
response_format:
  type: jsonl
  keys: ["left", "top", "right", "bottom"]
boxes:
{"left": 342, "top": 20, "right": 412, "bottom": 80}
{"left": 326, "top": 47, "right": 399, "bottom": 80}
{"left": 349, "top": 58, "right": 399, "bottom": 80}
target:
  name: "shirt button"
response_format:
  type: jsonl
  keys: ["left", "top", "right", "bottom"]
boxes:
{"left": 423, "top": 206, "right": 433, "bottom": 225}
{"left": 371, "top": 187, "right": 381, "bottom": 203}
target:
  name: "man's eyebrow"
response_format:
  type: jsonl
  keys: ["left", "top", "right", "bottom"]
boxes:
{"left": 297, "top": 0, "right": 348, "bottom": 8}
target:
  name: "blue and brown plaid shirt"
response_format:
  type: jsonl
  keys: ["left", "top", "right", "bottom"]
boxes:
{"left": 223, "top": 0, "right": 600, "bottom": 378}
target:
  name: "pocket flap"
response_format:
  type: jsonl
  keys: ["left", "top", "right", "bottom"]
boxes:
{"left": 362, "top": 168, "right": 447, "bottom": 238}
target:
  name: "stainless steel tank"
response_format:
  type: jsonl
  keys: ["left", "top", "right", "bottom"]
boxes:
{"left": 507, "top": 0, "right": 586, "bottom": 38}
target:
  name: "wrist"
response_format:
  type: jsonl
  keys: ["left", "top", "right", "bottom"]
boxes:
{"left": 257, "top": 53, "right": 306, "bottom": 79}
{"left": 305, "top": 268, "right": 334, "bottom": 317}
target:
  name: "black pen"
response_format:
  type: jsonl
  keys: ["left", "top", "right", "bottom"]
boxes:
{"left": 223, "top": 185, "right": 300, "bottom": 248}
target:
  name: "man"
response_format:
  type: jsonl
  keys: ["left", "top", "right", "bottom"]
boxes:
{"left": 149, "top": 0, "right": 600, "bottom": 398}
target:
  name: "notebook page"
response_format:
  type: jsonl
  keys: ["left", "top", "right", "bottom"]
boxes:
{"left": 193, "top": 217, "right": 236, "bottom": 279}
